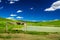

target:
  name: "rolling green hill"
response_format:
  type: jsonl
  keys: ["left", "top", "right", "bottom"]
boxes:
{"left": 0, "top": 17, "right": 60, "bottom": 29}
{"left": 0, "top": 17, "right": 24, "bottom": 32}
{"left": 0, "top": 17, "right": 60, "bottom": 33}
{"left": 26, "top": 20, "right": 60, "bottom": 27}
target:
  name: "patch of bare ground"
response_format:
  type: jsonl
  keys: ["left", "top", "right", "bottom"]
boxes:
{"left": 0, "top": 33, "right": 60, "bottom": 40}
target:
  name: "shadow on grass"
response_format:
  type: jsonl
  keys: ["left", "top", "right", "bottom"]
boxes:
{"left": 0, "top": 35, "right": 12, "bottom": 39}
{"left": 0, "top": 30, "right": 60, "bottom": 35}
{"left": 9, "top": 30, "right": 60, "bottom": 35}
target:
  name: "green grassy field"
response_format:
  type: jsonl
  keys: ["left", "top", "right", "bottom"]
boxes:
{"left": 0, "top": 17, "right": 60, "bottom": 28}
{"left": 0, "top": 17, "right": 60, "bottom": 33}
{"left": 26, "top": 20, "right": 60, "bottom": 27}
{"left": 0, "top": 17, "right": 60, "bottom": 40}
{"left": 0, "top": 17, "right": 24, "bottom": 33}
{"left": 0, "top": 17, "right": 60, "bottom": 31}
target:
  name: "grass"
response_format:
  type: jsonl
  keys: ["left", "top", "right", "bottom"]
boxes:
{"left": 0, "top": 29, "right": 60, "bottom": 35}
{"left": 0, "top": 35, "right": 12, "bottom": 39}
{"left": 24, "top": 31, "right": 49, "bottom": 35}
{"left": 0, "top": 32, "right": 60, "bottom": 40}
{"left": 0, "top": 17, "right": 60, "bottom": 32}
{"left": 0, "top": 17, "right": 60, "bottom": 40}
{"left": 0, "top": 28, "right": 60, "bottom": 40}
{"left": 7, "top": 30, "right": 50, "bottom": 35}
{"left": 27, "top": 21, "right": 60, "bottom": 27}
{"left": 0, "top": 34, "right": 19, "bottom": 39}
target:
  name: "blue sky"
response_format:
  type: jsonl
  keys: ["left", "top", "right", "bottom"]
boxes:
{"left": 0, "top": 0, "right": 60, "bottom": 21}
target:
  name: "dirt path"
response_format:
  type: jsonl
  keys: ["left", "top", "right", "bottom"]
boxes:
{"left": 0, "top": 33, "right": 60, "bottom": 40}
{"left": 21, "top": 26, "right": 60, "bottom": 32}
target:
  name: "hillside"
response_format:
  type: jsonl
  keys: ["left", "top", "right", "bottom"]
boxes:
{"left": 0, "top": 17, "right": 60, "bottom": 29}
{"left": 27, "top": 20, "right": 60, "bottom": 27}
{"left": 0, "top": 17, "right": 24, "bottom": 32}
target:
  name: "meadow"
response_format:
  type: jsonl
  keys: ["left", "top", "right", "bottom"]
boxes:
{"left": 0, "top": 17, "right": 60, "bottom": 40}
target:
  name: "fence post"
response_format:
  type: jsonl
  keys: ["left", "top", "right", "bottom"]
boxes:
{"left": 24, "top": 22, "right": 27, "bottom": 32}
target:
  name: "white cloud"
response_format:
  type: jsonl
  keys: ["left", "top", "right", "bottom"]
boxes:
{"left": 8, "top": 0, "right": 19, "bottom": 4}
{"left": 42, "top": 20, "right": 47, "bottom": 22}
{"left": 48, "top": 19, "right": 59, "bottom": 21}
{"left": 6, "top": 17, "right": 14, "bottom": 19}
{"left": 17, "top": 10, "right": 23, "bottom": 13}
{"left": 13, "top": 0, "right": 19, "bottom": 1}
{"left": 45, "top": 7, "right": 55, "bottom": 11}
{"left": 53, "top": 19, "right": 59, "bottom": 21}
{"left": 16, "top": 16, "right": 23, "bottom": 19}
{"left": 30, "top": 7, "right": 33, "bottom": 10}
{"left": 0, "top": 6, "right": 3, "bottom": 9}
{"left": 44, "top": 1, "right": 60, "bottom": 11}
{"left": 10, "top": 14, "right": 17, "bottom": 16}
{"left": 0, "top": 0, "right": 1, "bottom": 3}
{"left": 31, "top": 20, "right": 37, "bottom": 22}
{"left": 8, "top": 0, "right": 19, "bottom": 2}
{"left": 9, "top": 1, "right": 15, "bottom": 4}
